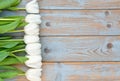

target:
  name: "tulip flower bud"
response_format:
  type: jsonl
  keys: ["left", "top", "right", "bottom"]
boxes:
{"left": 25, "top": 14, "right": 41, "bottom": 24}
{"left": 25, "top": 68, "right": 42, "bottom": 81}
{"left": 26, "top": 0, "right": 39, "bottom": 13}
{"left": 24, "top": 35, "right": 40, "bottom": 44}
{"left": 25, "top": 55, "right": 42, "bottom": 68}
{"left": 24, "top": 23, "right": 40, "bottom": 35}
{"left": 25, "top": 43, "right": 41, "bottom": 55}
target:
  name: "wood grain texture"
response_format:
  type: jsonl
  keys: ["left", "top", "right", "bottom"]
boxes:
{"left": 38, "top": 0, "right": 120, "bottom": 9}
{"left": 14, "top": 62, "right": 120, "bottom": 81}
{"left": 40, "top": 10, "right": 120, "bottom": 36}
{"left": 2, "top": 0, "right": 120, "bottom": 81}
{"left": 41, "top": 36, "right": 120, "bottom": 61}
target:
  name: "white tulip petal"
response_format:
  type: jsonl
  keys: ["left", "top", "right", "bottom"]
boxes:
{"left": 25, "top": 1, "right": 42, "bottom": 81}
{"left": 26, "top": 48, "right": 41, "bottom": 56}
{"left": 25, "top": 69, "right": 42, "bottom": 81}
{"left": 25, "top": 56, "right": 42, "bottom": 68}
{"left": 24, "top": 23, "right": 40, "bottom": 35}
{"left": 25, "top": 43, "right": 41, "bottom": 55}
{"left": 24, "top": 35, "right": 40, "bottom": 44}
{"left": 25, "top": 14, "right": 41, "bottom": 24}
{"left": 26, "top": 0, "right": 39, "bottom": 13}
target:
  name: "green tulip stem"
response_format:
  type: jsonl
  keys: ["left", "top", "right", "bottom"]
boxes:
{"left": 11, "top": 49, "right": 25, "bottom": 53}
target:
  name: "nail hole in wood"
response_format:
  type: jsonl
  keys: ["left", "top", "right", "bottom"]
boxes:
{"left": 107, "top": 43, "right": 113, "bottom": 49}
{"left": 44, "top": 48, "right": 50, "bottom": 53}
{"left": 46, "top": 22, "right": 51, "bottom": 27}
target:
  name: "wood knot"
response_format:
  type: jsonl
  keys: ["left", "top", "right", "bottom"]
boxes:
{"left": 44, "top": 48, "right": 50, "bottom": 53}
{"left": 107, "top": 43, "right": 113, "bottom": 49}
{"left": 46, "top": 22, "right": 51, "bottom": 27}
{"left": 107, "top": 23, "right": 112, "bottom": 28}
{"left": 105, "top": 11, "right": 110, "bottom": 16}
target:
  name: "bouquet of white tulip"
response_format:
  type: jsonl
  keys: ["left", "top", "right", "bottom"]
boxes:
{"left": 0, "top": 0, "right": 42, "bottom": 81}
{"left": 24, "top": 1, "right": 42, "bottom": 81}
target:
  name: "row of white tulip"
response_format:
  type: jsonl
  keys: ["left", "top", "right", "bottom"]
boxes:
{"left": 24, "top": 0, "right": 42, "bottom": 81}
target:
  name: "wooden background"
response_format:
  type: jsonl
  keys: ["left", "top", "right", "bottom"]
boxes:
{"left": 1, "top": 0, "right": 120, "bottom": 81}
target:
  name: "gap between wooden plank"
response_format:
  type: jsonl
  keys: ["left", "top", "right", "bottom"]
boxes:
{"left": 42, "top": 61, "right": 120, "bottom": 63}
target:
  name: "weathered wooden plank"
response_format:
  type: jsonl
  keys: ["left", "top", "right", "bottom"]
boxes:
{"left": 38, "top": 0, "right": 120, "bottom": 9}
{"left": 15, "top": 62, "right": 120, "bottom": 81}
{"left": 2, "top": 10, "right": 120, "bottom": 36}
{"left": 12, "top": 0, "right": 120, "bottom": 10}
{"left": 40, "top": 10, "right": 120, "bottom": 35}
{"left": 41, "top": 36, "right": 120, "bottom": 61}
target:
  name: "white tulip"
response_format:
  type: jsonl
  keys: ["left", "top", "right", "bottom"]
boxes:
{"left": 25, "top": 14, "right": 41, "bottom": 24}
{"left": 24, "top": 23, "right": 40, "bottom": 35}
{"left": 25, "top": 69, "right": 42, "bottom": 81}
{"left": 24, "top": 35, "right": 40, "bottom": 44}
{"left": 26, "top": 0, "right": 39, "bottom": 13}
{"left": 25, "top": 43, "right": 41, "bottom": 55}
{"left": 25, "top": 56, "right": 42, "bottom": 68}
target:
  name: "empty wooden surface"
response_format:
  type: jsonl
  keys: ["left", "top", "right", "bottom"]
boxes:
{"left": 12, "top": 62, "right": 120, "bottom": 81}
{"left": 41, "top": 36, "right": 120, "bottom": 61}
{"left": 1, "top": 0, "right": 120, "bottom": 81}
{"left": 38, "top": 0, "right": 120, "bottom": 9}
{"left": 40, "top": 10, "right": 120, "bottom": 36}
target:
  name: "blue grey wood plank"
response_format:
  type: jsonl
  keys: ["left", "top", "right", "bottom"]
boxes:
{"left": 41, "top": 36, "right": 120, "bottom": 61}
{"left": 38, "top": 0, "right": 120, "bottom": 9}
{"left": 11, "top": 62, "right": 120, "bottom": 81}
{"left": 40, "top": 10, "right": 120, "bottom": 36}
